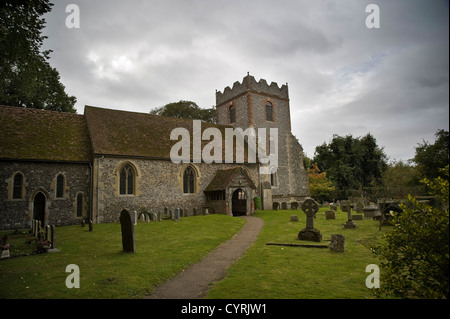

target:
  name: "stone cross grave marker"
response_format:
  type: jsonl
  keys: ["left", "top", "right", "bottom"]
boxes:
{"left": 342, "top": 200, "right": 357, "bottom": 229}
{"left": 120, "top": 209, "right": 136, "bottom": 253}
{"left": 297, "top": 198, "right": 322, "bottom": 242}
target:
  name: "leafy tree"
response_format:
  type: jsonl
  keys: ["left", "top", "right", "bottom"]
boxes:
{"left": 412, "top": 129, "right": 449, "bottom": 180}
{"left": 382, "top": 160, "right": 423, "bottom": 199}
{"left": 369, "top": 166, "right": 449, "bottom": 299}
{"left": 313, "top": 133, "right": 387, "bottom": 196}
{"left": 0, "top": 0, "right": 76, "bottom": 112}
{"left": 150, "top": 100, "right": 216, "bottom": 123}
{"left": 308, "top": 163, "right": 335, "bottom": 202}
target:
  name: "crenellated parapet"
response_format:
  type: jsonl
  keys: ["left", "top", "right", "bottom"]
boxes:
{"left": 216, "top": 74, "right": 289, "bottom": 105}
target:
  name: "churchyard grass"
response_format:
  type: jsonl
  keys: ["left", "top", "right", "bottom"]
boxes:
{"left": 1, "top": 208, "right": 388, "bottom": 299}
{"left": 0, "top": 214, "right": 245, "bottom": 299}
{"left": 206, "top": 207, "right": 388, "bottom": 299}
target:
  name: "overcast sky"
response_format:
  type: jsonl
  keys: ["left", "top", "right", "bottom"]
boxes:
{"left": 42, "top": 0, "right": 449, "bottom": 163}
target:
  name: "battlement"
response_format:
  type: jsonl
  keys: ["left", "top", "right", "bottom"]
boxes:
{"left": 216, "top": 74, "right": 289, "bottom": 106}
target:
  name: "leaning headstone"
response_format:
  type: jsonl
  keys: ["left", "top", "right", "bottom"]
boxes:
{"left": 1, "top": 249, "right": 10, "bottom": 259}
{"left": 120, "top": 209, "right": 135, "bottom": 253}
{"left": 330, "top": 234, "right": 345, "bottom": 253}
{"left": 342, "top": 200, "right": 357, "bottom": 229}
{"left": 297, "top": 198, "right": 322, "bottom": 242}
{"left": 325, "top": 210, "right": 335, "bottom": 220}
{"left": 290, "top": 215, "right": 298, "bottom": 222}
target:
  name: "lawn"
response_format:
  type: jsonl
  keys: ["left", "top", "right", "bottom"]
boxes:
{"left": 0, "top": 214, "right": 246, "bottom": 299}
{"left": 0, "top": 208, "right": 388, "bottom": 299}
{"left": 206, "top": 207, "right": 387, "bottom": 299}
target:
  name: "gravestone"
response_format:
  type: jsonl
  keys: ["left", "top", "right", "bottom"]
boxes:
{"left": 297, "top": 198, "right": 322, "bottom": 242}
{"left": 290, "top": 215, "right": 298, "bottom": 222}
{"left": 88, "top": 220, "right": 93, "bottom": 231}
{"left": 329, "top": 204, "right": 337, "bottom": 211}
{"left": 352, "top": 214, "right": 363, "bottom": 220}
{"left": 330, "top": 234, "right": 345, "bottom": 253}
{"left": 355, "top": 201, "right": 364, "bottom": 214}
{"left": 174, "top": 208, "right": 180, "bottom": 221}
{"left": 325, "top": 210, "right": 335, "bottom": 219}
{"left": 342, "top": 200, "right": 357, "bottom": 229}
{"left": 363, "top": 205, "right": 380, "bottom": 218}
{"left": 120, "top": 209, "right": 136, "bottom": 253}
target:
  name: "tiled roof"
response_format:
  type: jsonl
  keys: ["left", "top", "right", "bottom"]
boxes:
{"left": 84, "top": 105, "right": 247, "bottom": 161}
{"left": 204, "top": 167, "right": 256, "bottom": 191}
{"left": 0, "top": 105, "right": 92, "bottom": 162}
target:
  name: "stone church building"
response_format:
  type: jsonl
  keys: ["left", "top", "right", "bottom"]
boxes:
{"left": 0, "top": 74, "right": 309, "bottom": 230}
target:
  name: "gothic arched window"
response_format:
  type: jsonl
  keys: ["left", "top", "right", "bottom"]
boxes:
{"left": 183, "top": 166, "right": 196, "bottom": 194}
{"left": 56, "top": 174, "right": 65, "bottom": 198}
{"left": 120, "top": 164, "right": 135, "bottom": 195}
{"left": 13, "top": 172, "right": 24, "bottom": 199}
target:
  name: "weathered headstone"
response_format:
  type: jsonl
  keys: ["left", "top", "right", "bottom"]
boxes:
{"left": 134, "top": 210, "right": 138, "bottom": 225}
{"left": 355, "top": 201, "right": 364, "bottom": 214}
{"left": 363, "top": 205, "right": 380, "bottom": 218}
{"left": 120, "top": 209, "right": 135, "bottom": 253}
{"left": 342, "top": 200, "right": 357, "bottom": 229}
{"left": 325, "top": 210, "right": 335, "bottom": 220}
{"left": 297, "top": 198, "right": 322, "bottom": 242}
{"left": 352, "top": 214, "right": 363, "bottom": 220}
{"left": 330, "top": 234, "right": 345, "bottom": 253}
{"left": 88, "top": 220, "right": 93, "bottom": 231}
{"left": 329, "top": 204, "right": 337, "bottom": 211}
{"left": 1, "top": 249, "right": 10, "bottom": 259}
{"left": 290, "top": 215, "right": 298, "bottom": 222}
{"left": 174, "top": 208, "right": 180, "bottom": 221}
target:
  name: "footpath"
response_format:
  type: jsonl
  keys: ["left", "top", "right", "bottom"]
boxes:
{"left": 145, "top": 215, "right": 264, "bottom": 299}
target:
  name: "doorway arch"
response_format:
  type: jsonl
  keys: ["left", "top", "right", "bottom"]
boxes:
{"left": 232, "top": 188, "right": 247, "bottom": 216}
{"left": 33, "top": 192, "right": 46, "bottom": 225}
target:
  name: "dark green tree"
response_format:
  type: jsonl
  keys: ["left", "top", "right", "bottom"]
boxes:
{"left": 313, "top": 133, "right": 387, "bottom": 196}
{"left": 0, "top": 0, "right": 76, "bottom": 112}
{"left": 412, "top": 129, "right": 449, "bottom": 180}
{"left": 150, "top": 100, "right": 216, "bottom": 123}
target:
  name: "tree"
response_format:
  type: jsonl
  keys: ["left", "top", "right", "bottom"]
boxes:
{"left": 313, "top": 133, "right": 387, "bottom": 196}
{"left": 150, "top": 100, "right": 216, "bottom": 123}
{"left": 0, "top": 0, "right": 76, "bottom": 112}
{"left": 412, "top": 129, "right": 449, "bottom": 180}
{"left": 382, "top": 160, "right": 423, "bottom": 199}
{"left": 369, "top": 166, "right": 449, "bottom": 299}
{"left": 308, "top": 163, "right": 335, "bottom": 202}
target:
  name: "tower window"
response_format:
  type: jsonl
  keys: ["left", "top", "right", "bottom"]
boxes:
{"left": 265, "top": 101, "right": 274, "bottom": 122}
{"left": 120, "top": 164, "right": 135, "bottom": 195}
{"left": 229, "top": 105, "right": 235, "bottom": 124}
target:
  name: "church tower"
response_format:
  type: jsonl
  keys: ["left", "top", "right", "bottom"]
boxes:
{"left": 215, "top": 73, "right": 310, "bottom": 208}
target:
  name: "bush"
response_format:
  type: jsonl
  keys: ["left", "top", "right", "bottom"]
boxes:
{"left": 369, "top": 166, "right": 449, "bottom": 298}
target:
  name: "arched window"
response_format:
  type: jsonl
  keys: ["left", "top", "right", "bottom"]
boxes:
{"left": 13, "top": 173, "right": 23, "bottom": 199}
{"left": 76, "top": 193, "right": 84, "bottom": 217}
{"left": 120, "top": 164, "right": 135, "bottom": 195}
{"left": 56, "top": 174, "right": 65, "bottom": 198}
{"left": 183, "top": 166, "right": 195, "bottom": 194}
{"left": 265, "top": 101, "right": 274, "bottom": 122}
{"left": 229, "top": 105, "right": 235, "bottom": 124}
